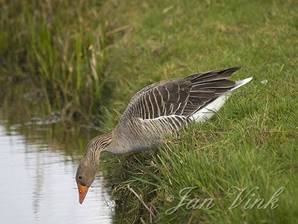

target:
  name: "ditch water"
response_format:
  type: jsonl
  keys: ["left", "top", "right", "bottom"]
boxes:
{"left": 0, "top": 118, "right": 114, "bottom": 224}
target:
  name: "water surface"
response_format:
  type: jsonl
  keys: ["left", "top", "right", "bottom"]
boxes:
{"left": 0, "top": 123, "right": 113, "bottom": 224}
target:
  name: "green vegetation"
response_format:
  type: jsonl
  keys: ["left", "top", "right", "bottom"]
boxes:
{"left": 1, "top": 0, "right": 110, "bottom": 116}
{"left": 1, "top": 0, "right": 298, "bottom": 223}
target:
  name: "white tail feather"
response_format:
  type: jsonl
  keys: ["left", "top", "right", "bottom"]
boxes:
{"left": 232, "top": 77, "right": 253, "bottom": 91}
{"left": 190, "top": 77, "right": 252, "bottom": 123}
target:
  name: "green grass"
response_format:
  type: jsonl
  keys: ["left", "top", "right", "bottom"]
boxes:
{"left": 99, "top": 0, "right": 298, "bottom": 223}
{"left": 1, "top": 0, "right": 298, "bottom": 223}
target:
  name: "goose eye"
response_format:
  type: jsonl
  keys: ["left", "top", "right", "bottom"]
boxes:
{"left": 78, "top": 176, "right": 82, "bottom": 180}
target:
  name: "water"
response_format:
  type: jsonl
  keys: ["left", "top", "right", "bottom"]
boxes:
{"left": 0, "top": 124, "right": 114, "bottom": 224}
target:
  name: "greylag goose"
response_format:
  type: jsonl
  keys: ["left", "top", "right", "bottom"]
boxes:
{"left": 76, "top": 67, "right": 252, "bottom": 204}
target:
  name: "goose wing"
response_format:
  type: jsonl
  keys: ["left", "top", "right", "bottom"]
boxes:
{"left": 118, "top": 67, "right": 239, "bottom": 124}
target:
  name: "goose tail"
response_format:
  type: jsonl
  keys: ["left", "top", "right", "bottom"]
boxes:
{"left": 231, "top": 77, "right": 253, "bottom": 91}
{"left": 190, "top": 76, "right": 253, "bottom": 122}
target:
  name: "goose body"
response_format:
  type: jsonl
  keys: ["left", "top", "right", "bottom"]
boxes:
{"left": 105, "top": 67, "right": 252, "bottom": 154}
{"left": 76, "top": 67, "right": 252, "bottom": 203}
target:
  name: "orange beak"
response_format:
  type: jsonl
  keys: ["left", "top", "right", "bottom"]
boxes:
{"left": 77, "top": 184, "right": 89, "bottom": 204}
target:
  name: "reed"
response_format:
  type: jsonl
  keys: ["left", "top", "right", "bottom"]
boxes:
{"left": 1, "top": 0, "right": 108, "bottom": 115}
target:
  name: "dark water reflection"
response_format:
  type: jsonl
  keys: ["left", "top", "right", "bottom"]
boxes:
{"left": 0, "top": 123, "right": 113, "bottom": 224}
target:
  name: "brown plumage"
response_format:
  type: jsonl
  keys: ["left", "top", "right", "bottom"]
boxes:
{"left": 76, "top": 67, "right": 252, "bottom": 203}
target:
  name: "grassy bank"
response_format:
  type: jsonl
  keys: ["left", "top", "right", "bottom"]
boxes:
{"left": 99, "top": 0, "right": 298, "bottom": 223}
{"left": 1, "top": 0, "right": 298, "bottom": 223}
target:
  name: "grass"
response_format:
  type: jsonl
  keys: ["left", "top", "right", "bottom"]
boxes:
{"left": 1, "top": 0, "right": 298, "bottom": 223}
